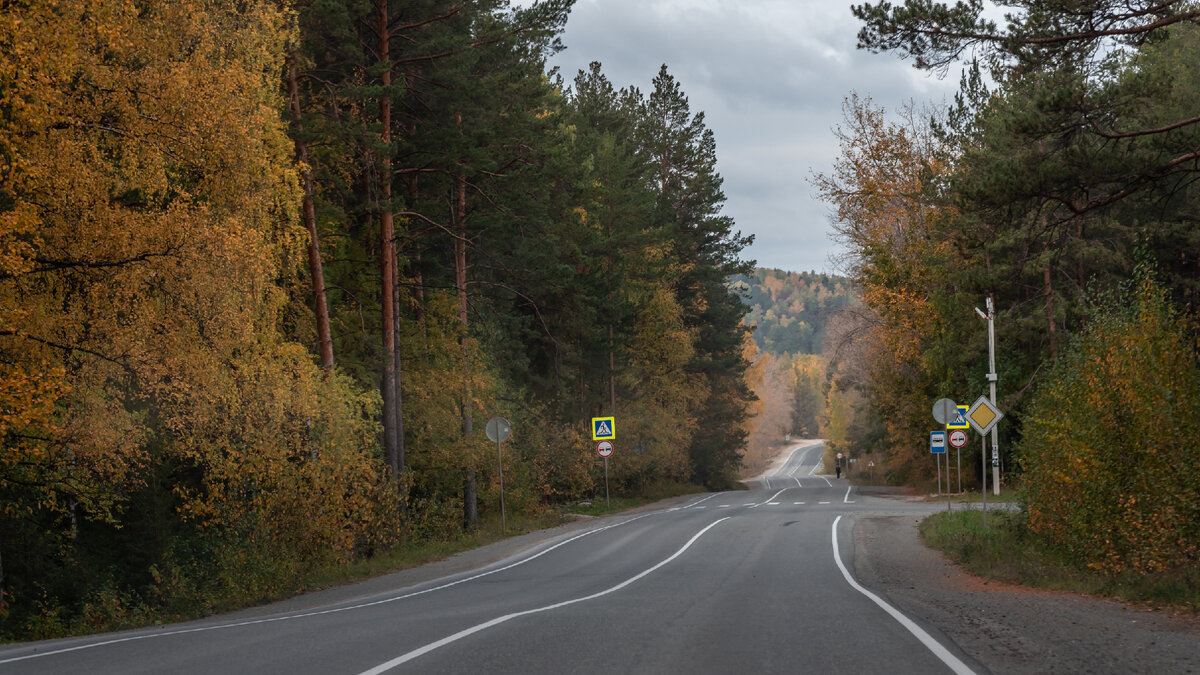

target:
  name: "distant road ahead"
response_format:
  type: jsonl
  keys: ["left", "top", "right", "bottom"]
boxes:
{"left": 1, "top": 443, "right": 971, "bottom": 674}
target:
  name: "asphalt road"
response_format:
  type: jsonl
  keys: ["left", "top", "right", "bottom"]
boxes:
{"left": 0, "top": 440, "right": 974, "bottom": 675}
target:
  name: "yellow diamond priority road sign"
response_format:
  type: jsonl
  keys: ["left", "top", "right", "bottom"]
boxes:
{"left": 966, "top": 395, "right": 1003, "bottom": 435}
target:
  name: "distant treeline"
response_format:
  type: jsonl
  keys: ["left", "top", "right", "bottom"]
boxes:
{"left": 735, "top": 269, "right": 855, "bottom": 356}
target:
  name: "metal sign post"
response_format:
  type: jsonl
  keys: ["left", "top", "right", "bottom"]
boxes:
{"left": 981, "top": 434, "right": 988, "bottom": 528}
{"left": 486, "top": 417, "right": 512, "bottom": 532}
{"left": 930, "top": 431, "right": 947, "bottom": 497}
{"left": 596, "top": 440, "right": 613, "bottom": 509}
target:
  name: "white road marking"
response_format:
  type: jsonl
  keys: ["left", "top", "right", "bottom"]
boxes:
{"left": 719, "top": 504, "right": 732, "bottom": 508}
{"left": 819, "top": 501, "right": 831, "bottom": 504}
{"left": 749, "top": 488, "right": 789, "bottom": 509}
{"left": 358, "top": 518, "right": 732, "bottom": 674}
{"left": 831, "top": 516, "right": 976, "bottom": 675}
{"left": 844, "top": 486, "right": 854, "bottom": 503}
{"left": 793, "top": 502, "right": 805, "bottom": 505}
{"left": 0, "top": 512, "right": 657, "bottom": 667}
{"left": 679, "top": 493, "right": 722, "bottom": 509}
{"left": 807, "top": 454, "right": 821, "bottom": 476}
{"left": 788, "top": 447, "right": 815, "bottom": 477}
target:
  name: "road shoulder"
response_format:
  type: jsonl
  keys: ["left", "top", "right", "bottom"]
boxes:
{"left": 852, "top": 514, "right": 1200, "bottom": 674}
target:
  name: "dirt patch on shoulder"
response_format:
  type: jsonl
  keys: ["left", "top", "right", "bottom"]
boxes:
{"left": 853, "top": 515, "right": 1200, "bottom": 674}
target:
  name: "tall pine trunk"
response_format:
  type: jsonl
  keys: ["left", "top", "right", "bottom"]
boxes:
{"left": 392, "top": 248, "right": 405, "bottom": 475}
{"left": 453, "top": 166, "right": 472, "bottom": 437}
{"left": 286, "top": 54, "right": 334, "bottom": 374}
{"left": 378, "top": 1, "right": 400, "bottom": 476}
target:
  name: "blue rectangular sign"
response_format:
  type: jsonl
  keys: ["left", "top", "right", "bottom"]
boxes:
{"left": 930, "top": 430, "right": 947, "bottom": 454}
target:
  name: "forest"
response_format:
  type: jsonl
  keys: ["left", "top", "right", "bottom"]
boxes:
{"left": 0, "top": 0, "right": 757, "bottom": 637}
{"left": 734, "top": 268, "right": 855, "bottom": 356}
{"left": 827, "top": 0, "right": 1200, "bottom": 576}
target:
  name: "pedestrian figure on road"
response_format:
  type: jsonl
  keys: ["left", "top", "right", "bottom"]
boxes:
{"left": 836, "top": 465, "right": 841, "bottom": 479}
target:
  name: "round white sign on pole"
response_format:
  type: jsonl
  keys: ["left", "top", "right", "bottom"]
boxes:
{"left": 948, "top": 429, "right": 968, "bottom": 448}
{"left": 932, "top": 398, "right": 958, "bottom": 425}
{"left": 596, "top": 440, "right": 614, "bottom": 458}
{"left": 486, "top": 417, "right": 511, "bottom": 443}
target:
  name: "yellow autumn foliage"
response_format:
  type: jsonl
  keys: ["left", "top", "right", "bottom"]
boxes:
{"left": 0, "top": 0, "right": 396, "bottom": 610}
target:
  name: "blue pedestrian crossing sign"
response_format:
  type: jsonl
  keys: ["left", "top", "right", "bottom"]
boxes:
{"left": 946, "top": 405, "right": 969, "bottom": 430}
{"left": 591, "top": 417, "right": 615, "bottom": 441}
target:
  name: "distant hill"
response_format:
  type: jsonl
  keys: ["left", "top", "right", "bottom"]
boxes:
{"left": 733, "top": 268, "right": 857, "bottom": 356}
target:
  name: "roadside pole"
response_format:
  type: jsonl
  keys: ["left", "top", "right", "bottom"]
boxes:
{"left": 986, "top": 296, "right": 1000, "bottom": 495}
{"left": 485, "top": 417, "right": 512, "bottom": 532}
{"left": 936, "top": 452, "right": 942, "bottom": 496}
{"left": 946, "top": 452, "right": 951, "bottom": 512}
{"left": 981, "top": 434, "right": 988, "bottom": 528}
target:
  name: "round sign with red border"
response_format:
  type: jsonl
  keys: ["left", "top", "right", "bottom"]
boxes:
{"left": 948, "top": 429, "right": 968, "bottom": 448}
{"left": 596, "top": 440, "right": 614, "bottom": 458}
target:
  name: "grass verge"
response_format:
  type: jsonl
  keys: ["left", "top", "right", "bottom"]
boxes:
{"left": 920, "top": 508, "right": 1200, "bottom": 611}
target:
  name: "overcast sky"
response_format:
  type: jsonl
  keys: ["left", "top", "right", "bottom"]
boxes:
{"left": 530, "top": 0, "right": 962, "bottom": 274}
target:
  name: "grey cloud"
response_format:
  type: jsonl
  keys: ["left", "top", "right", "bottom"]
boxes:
{"left": 541, "top": 0, "right": 958, "bottom": 272}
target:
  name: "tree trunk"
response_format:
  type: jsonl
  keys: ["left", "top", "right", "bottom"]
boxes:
{"left": 452, "top": 121, "right": 472, "bottom": 437}
{"left": 392, "top": 248, "right": 405, "bottom": 475}
{"left": 378, "top": 1, "right": 400, "bottom": 475}
{"left": 463, "top": 469, "right": 478, "bottom": 531}
{"left": 608, "top": 323, "right": 616, "bottom": 415}
{"left": 286, "top": 54, "right": 335, "bottom": 374}
{"left": 1042, "top": 240, "right": 1058, "bottom": 363}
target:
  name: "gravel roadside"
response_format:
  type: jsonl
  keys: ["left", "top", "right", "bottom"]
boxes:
{"left": 852, "top": 514, "right": 1200, "bottom": 674}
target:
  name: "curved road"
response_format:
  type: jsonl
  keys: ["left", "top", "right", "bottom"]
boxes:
{"left": 0, "top": 441, "right": 973, "bottom": 675}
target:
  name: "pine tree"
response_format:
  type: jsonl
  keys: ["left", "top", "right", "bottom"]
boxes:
{"left": 639, "top": 65, "right": 756, "bottom": 488}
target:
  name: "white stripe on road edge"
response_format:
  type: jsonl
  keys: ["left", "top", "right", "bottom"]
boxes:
{"left": 831, "top": 516, "right": 976, "bottom": 675}
{"left": 676, "top": 493, "right": 721, "bottom": 510}
{"left": 357, "top": 517, "right": 731, "bottom": 675}
{"left": 844, "top": 485, "right": 854, "bottom": 503}
{"left": 749, "top": 488, "right": 788, "bottom": 508}
{"left": 0, "top": 513, "right": 657, "bottom": 666}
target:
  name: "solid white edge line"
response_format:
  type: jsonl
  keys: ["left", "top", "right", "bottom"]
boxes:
{"left": 0, "top": 513, "right": 657, "bottom": 666}
{"left": 831, "top": 515, "right": 976, "bottom": 675}
{"left": 844, "top": 485, "right": 854, "bottom": 503}
{"left": 356, "top": 517, "right": 731, "bottom": 675}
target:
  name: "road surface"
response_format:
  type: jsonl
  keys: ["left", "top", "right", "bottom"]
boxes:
{"left": 0, "top": 440, "right": 977, "bottom": 674}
